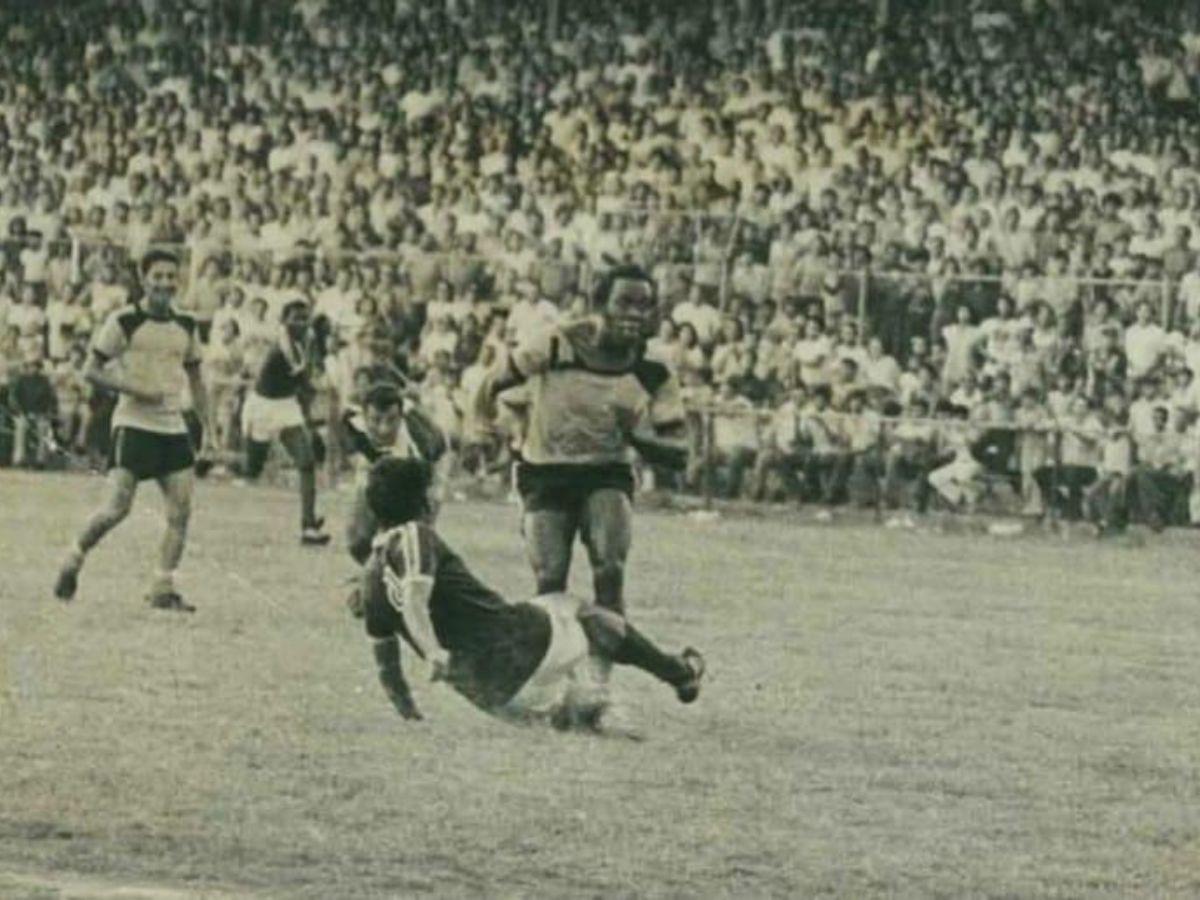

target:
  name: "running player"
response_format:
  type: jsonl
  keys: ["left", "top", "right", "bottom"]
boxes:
{"left": 360, "top": 456, "right": 705, "bottom": 733}
{"left": 238, "top": 298, "right": 330, "bottom": 545}
{"left": 474, "top": 265, "right": 688, "bottom": 720}
{"left": 53, "top": 250, "right": 210, "bottom": 611}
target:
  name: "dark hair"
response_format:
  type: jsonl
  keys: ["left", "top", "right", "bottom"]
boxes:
{"left": 280, "top": 298, "right": 309, "bottom": 321}
{"left": 363, "top": 382, "right": 403, "bottom": 411}
{"left": 140, "top": 249, "right": 180, "bottom": 275}
{"left": 366, "top": 457, "right": 432, "bottom": 527}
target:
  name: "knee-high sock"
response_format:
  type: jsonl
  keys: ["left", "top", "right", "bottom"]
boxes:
{"left": 579, "top": 607, "right": 689, "bottom": 686}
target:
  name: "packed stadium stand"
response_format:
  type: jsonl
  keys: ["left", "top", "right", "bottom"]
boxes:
{"left": 2, "top": 0, "right": 1199, "bottom": 528}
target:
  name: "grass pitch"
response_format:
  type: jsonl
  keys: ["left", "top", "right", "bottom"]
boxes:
{"left": 1, "top": 471, "right": 1198, "bottom": 898}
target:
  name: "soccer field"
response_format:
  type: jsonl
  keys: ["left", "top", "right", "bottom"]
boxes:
{"left": 1, "top": 473, "right": 1198, "bottom": 898}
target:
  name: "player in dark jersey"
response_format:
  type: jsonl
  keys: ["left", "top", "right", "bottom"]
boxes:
{"left": 53, "top": 250, "right": 210, "bottom": 611}
{"left": 475, "top": 265, "right": 689, "bottom": 725}
{"left": 360, "top": 456, "right": 705, "bottom": 734}
{"left": 238, "top": 298, "right": 329, "bottom": 545}
{"left": 342, "top": 381, "right": 447, "bottom": 565}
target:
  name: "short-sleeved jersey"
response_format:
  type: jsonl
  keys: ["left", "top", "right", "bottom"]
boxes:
{"left": 501, "top": 317, "right": 685, "bottom": 466}
{"left": 254, "top": 337, "right": 310, "bottom": 400}
{"left": 363, "top": 522, "right": 551, "bottom": 711}
{"left": 92, "top": 304, "right": 201, "bottom": 434}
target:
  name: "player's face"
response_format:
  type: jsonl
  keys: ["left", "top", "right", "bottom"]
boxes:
{"left": 364, "top": 403, "right": 402, "bottom": 446}
{"left": 144, "top": 261, "right": 179, "bottom": 314}
{"left": 604, "top": 278, "right": 656, "bottom": 345}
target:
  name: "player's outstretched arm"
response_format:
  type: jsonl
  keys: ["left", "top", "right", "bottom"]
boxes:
{"left": 628, "top": 421, "right": 689, "bottom": 470}
{"left": 372, "top": 635, "right": 422, "bottom": 721}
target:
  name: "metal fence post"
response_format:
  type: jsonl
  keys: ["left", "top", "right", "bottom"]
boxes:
{"left": 703, "top": 408, "right": 715, "bottom": 512}
{"left": 857, "top": 269, "right": 869, "bottom": 340}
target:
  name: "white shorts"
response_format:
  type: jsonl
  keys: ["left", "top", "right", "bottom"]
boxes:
{"left": 242, "top": 393, "right": 306, "bottom": 443}
{"left": 502, "top": 593, "right": 593, "bottom": 719}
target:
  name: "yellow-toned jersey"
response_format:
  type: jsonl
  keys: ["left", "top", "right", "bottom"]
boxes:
{"left": 494, "top": 317, "right": 684, "bottom": 466}
{"left": 92, "top": 304, "right": 201, "bottom": 435}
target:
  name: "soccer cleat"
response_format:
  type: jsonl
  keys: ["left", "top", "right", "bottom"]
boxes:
{"left": 301, "top": 526, "right": 332, "bottom": 546}
{"left": 675, "top": 647, "right": 706, "bottom": 704}
{"left": 53, "top": 557, "right": 82, "bottom": 602}
{"left": 147, "top": 591, "right": 196, "bottom": 613}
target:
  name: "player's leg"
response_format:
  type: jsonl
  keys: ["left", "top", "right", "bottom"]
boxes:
{"left": 150, "top": 464, "right": 196, "bottom": 611}
{"left": 577, "top": 604, "right": 704, "bottom": 703}
{"left": 54, "top": 467, "right": 139, "bottom": 600}
{"left": 579, "top": 488, "right": 632, "bottom": 614}
{"left": 522, "top": 508, "right": 578, "bottom": 596}
{"left": 279, "top": 425, "right": 329, "bottom": 544}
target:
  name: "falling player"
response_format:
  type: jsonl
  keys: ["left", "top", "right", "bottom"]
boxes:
{"left": 53, "top": 250, "right": 210, "bottom": 611}
{"left": 475, "top": 265, "right": 688, "bottom": 724}
{"left": 342, "top": 380, "right": 447, "bottom": 566}
{"left": 359, "top": 456, "right": 705, "bottom": 734}
{"left": 238, "top": 298, "right": 330, "bottom": 545}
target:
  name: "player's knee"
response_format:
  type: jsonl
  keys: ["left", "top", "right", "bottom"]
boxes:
{"left": 105, "top": 490, "right": 135, "bottom": 524}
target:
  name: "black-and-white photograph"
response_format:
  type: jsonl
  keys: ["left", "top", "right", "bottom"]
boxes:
{"left": 2, "top": 0, "right": 1199, "bottom": 896}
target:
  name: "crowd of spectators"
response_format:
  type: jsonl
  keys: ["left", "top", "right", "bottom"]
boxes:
{"left": 2, "top": 0, "right": 1200, "bottom": 529}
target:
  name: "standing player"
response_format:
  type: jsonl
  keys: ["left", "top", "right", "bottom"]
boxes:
{"left": 475, "top": 265, "right": 688, "bottom": 720}
{"left": 359, "top": 457, "right": 705, "bottom": 733}
{"left": 53, "top": 250, "right": 210, "bottom": 611}
{"left": 238, "top": 298, "right": 330, "bottom": 545}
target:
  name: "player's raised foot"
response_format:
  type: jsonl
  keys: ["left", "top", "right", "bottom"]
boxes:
{"left": 147, "top": 591, "right": 196, "bottom": 613}
{"left": 53, "top": 554, "right": 83, "bottom": 602}
{"left": 674, "top": 647, "right": 706, "bottom": 704}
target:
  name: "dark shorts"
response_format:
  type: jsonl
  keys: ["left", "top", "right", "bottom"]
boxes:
{"left": 108, "top": 426, "right": 195, "bottom": 481}
{"left": 516, "top": 462, "right": 635, "bottom": 513}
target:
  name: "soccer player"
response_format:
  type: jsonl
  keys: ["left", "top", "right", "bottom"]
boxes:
{"left": 343, "top": 381, "right": 447, "bottom": 567}
{"left": 476, "top": 266, "right": 686, "bottom": 597}
{"left": 53, "top": 250, "right": 210, "bottom": 611}
{"left": 475, "top": 266, "right": 688, "bottom": 724}
{"left": 238, "top": 298, "right": 330, "bottom": 545}
{"left": 360, "top": 456, "right": 705, "bottom": 734}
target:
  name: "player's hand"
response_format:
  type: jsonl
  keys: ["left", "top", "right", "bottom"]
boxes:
{"left": 429, "top": 654, "right": 451, "bottom": 683}
{"left": 389, "top": 684, "right": 423, "bottom": 721}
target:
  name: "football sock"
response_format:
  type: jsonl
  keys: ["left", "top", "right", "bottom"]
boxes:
{"left": 299, "top": 466, "right": 318, "bottom": 529}
{"left": 244, "top": 440, "right": 270, "bottom": 479}
{"left": 612, "top": 624, "right": 691, "bottom": 686}
{"left": 579, "top": 608, "right": 689, "bottom": 686}
{"left": 151, "top": 569, "right": 175, "bottom": 596}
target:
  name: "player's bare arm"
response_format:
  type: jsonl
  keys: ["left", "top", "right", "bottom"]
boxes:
{"left": 371, "top": 634, "right": 422, "bottom": 721}
{"left": 185, "top": 361, "right": 211, "bottom": 451}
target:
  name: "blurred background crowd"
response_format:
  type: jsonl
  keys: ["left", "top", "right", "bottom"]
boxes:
{"left": 2, "top": 0, "right": 1200, "bottom": 529}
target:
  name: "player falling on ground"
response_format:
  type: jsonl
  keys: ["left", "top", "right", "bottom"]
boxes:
{"left": 238, "top": 298, "right": 330, "bottom": 545}
{"left": 342, "top": 380, "right": 447, "bottom": 567}
{"left": 475, "top": 265, "right": 688, "bottom": 725}
{"left": 54, "top": 250, "right": 210, "bottom": 612}
{"left": 359, "top": 456, "right": 705, "bottom": 734}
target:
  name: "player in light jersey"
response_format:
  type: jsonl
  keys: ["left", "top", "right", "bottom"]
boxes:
{"left": 360, "top": 456, "right": 705, "bottom": 734}
{"left": 54, "top": 250, "right": 210, "bottom": 612}
{"left": 238, "top": 298, "right": 330, "bottom": 545}
{"left": 475, "top": 265, "right": 688, "bottom": 728}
